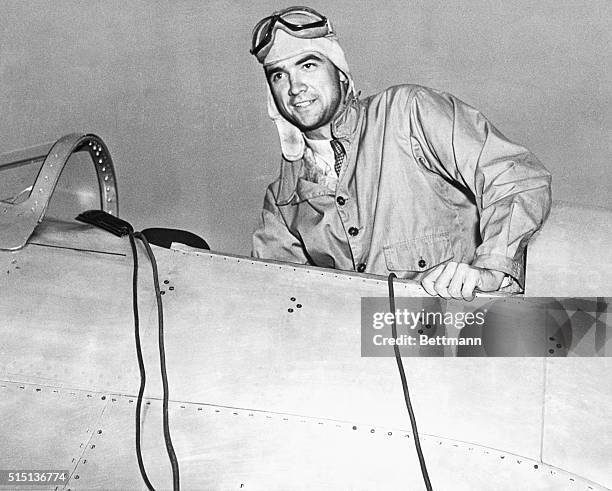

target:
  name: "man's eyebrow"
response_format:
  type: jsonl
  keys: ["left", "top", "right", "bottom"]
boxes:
{"left": 294, "top": 54, "right": 324, "bottom": 65}
{"left": 264, "top": 54, "right": 325, "bottom": 77}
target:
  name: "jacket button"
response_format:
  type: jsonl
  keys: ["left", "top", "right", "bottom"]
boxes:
{"left": 336, "top": 196, "right": 346, "bottom": 206}
{"left": 357, "top": 263, "right": 366, "bottom": 273}
{"left": 348, "top": 227, "right": 359, "bottom": 237}
{"left": 418, "top": 259, "right": 427, "bottom": 268}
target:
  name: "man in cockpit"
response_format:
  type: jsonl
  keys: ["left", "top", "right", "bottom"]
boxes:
{"left": 250, "top": 6, "right": 552, "bottom": 301}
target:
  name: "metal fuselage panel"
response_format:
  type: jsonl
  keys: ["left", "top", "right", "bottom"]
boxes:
{"left": 1, "top": 215, "right": 611, "bottom": 490}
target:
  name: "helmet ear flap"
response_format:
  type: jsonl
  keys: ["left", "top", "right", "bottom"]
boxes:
{"left": 266, "top": 86, "right": 305, "bottom": 161}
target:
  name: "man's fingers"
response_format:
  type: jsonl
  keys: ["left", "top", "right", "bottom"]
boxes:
{"left": 447, "top": 263, "right": 470, "bottom": 299}
{"left": 421, "top": 264, "right": 445, "bottom": 296}
{"left": 433, "top": 262, "right": 458, "bottom": 299}
{"left": 460, "top": 271, "right": 480, "bottom": 301}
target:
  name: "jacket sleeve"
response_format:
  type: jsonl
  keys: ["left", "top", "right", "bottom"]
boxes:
{"left": 251, "top": 183, "right": 310, "bottom": 264}
{"left": 408, "top": 87, "right": 552, "bottom": 288}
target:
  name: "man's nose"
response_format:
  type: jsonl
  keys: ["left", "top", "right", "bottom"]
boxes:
{"left": 288, "top": 73, "right": 306, "bottom": 95}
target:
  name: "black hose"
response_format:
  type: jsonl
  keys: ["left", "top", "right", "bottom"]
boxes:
{"left": 128, "top": 232, "right": 155, "bottom": 491}
{"left": 135, "top": 232, "right": 181, "bottom": 491}
{"left": 387, "top": 273, "right": 433, "bottom": 491}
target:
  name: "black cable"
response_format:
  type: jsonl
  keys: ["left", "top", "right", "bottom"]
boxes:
{"left": 75, "top": 210, "right": 178, "bottom": 489}
{"left": 135, "top": 232, "right": 181, "bottom": 491}
{"left": 128, "top": 232, "right": 156, "bottom": 491}
{"left": 387, "top": 273, "right": 433, "bottom": 491}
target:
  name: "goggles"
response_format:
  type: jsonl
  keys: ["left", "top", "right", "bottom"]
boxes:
{"left": 250, "top": 6, "right": 333, "bottom": 60}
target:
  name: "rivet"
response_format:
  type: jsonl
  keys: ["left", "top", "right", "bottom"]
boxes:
{"left": 290, "top": 297, "right": 296, "bottom": 301}
{"left": 296, "top": 304, "right": 302, "bottom": 308}
{"left": 352, "top": 426, "right": 357, "bottom": 430}
{"left": 96, "top": 151, "right": 100, "bottom": 156}
{"left": 101, "top": 166, "right": 106, "bottom": 172}
{"left": 161, "top": 291, "right": 166, "bottom": 295}
{"left": 44, "top": 175, "right": 49, "bottom": 180}
{"left": 104, "top": 176, "right": 109, "bottom": 181}
{"left": 164, "top": 280, "right": 170, "bottom": 284}
{"left": 88, "top": 142, "right": 93, "bottom": 146}
{"left": 169, "top": 286, "right": 174, "bottom": 291}
{"left": 107, "top": 198, "right": 112, "bottom": 202}
{"left": 106, "top": 187, "right": 110, "bottom": 191}
{"left": 288, "top": 308, "right": 293, "bottom": 313}
{"left": 97, "top": 429, "right": 102, "bottom": 434}
{"left": 98, "top": 159, "right": 103, "bottom": 164}
{"left": 556, "top": 344, "right": 562, "bottom": 348}
{"left": 93, "top": 145, "right": 97, "bottom": 151}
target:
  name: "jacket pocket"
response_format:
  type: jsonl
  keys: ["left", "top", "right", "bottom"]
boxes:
{"left": 383, "top": 232, "right": 453, "bottom": 272}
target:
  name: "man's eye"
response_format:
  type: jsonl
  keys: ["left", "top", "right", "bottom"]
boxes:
{"left": 270, "top": 72, "right": 285, "bottom": 82}
{"left": 302, "top": 62, "right": 316, "bottom": 70}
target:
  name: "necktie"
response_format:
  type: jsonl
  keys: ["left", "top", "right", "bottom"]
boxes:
{"left": 330, "top": 139, "right": 346, "bottom": 177}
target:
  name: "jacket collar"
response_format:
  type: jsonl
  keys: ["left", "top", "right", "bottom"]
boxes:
{"left": 331, "top": 92, "right": 361, "bottom": 141}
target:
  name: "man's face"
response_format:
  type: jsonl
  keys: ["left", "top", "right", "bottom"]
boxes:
{"left": 265, "top": 52, "right": 345, "bottom": 139}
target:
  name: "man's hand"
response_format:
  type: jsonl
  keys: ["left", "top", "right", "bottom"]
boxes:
{"left": 420, "top": 262, "right": 505, "bottom": 301}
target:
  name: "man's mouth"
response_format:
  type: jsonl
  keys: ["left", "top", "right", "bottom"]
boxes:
{"left": 293, "top": 99, "right": 316, "bottom": 108}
